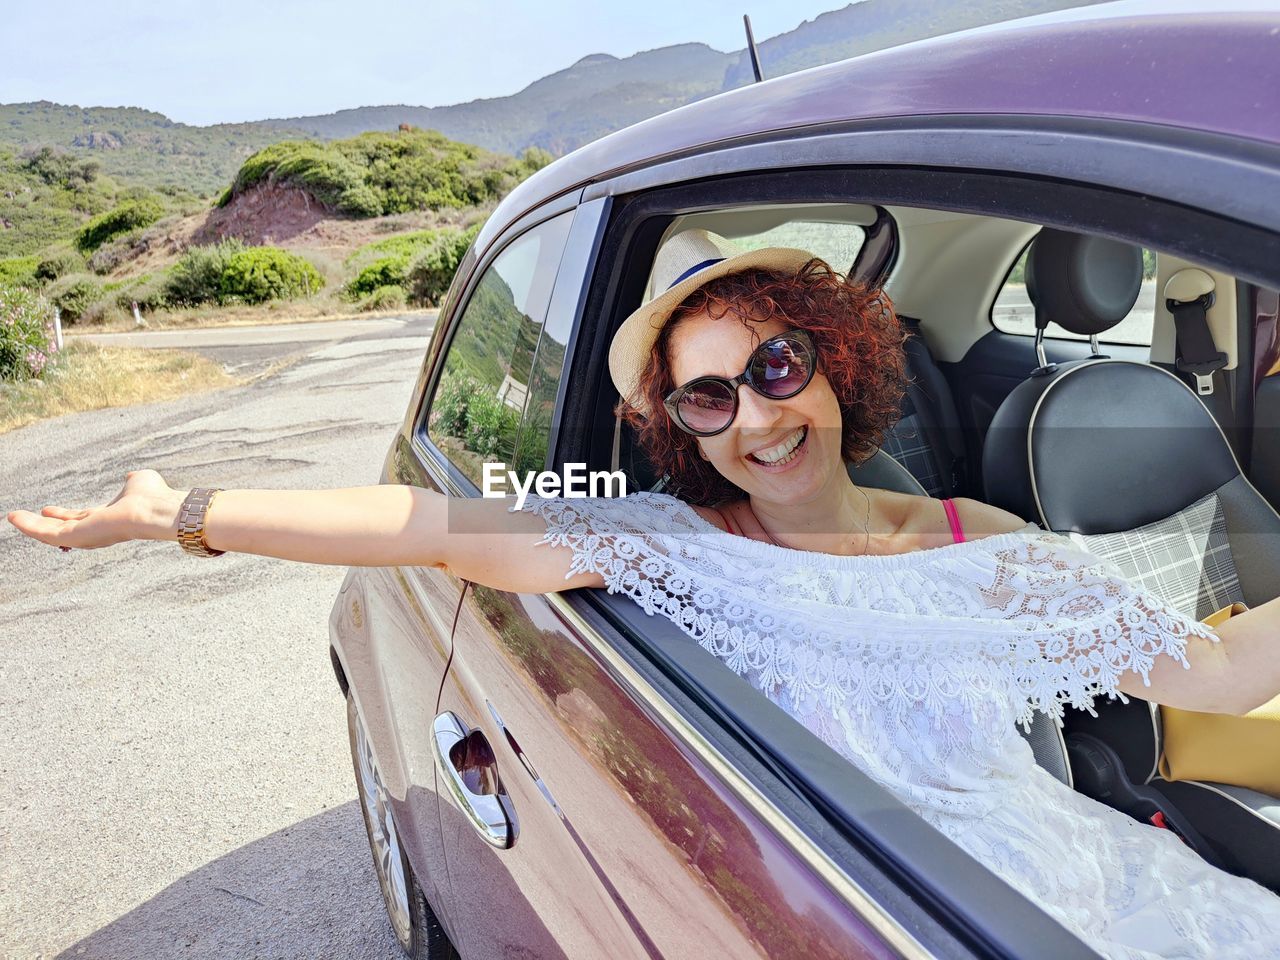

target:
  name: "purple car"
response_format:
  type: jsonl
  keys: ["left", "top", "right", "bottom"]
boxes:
{"left": 329, "top": 4, "right": 1280, "bottom": 957}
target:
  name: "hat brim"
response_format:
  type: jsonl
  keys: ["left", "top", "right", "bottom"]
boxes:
{"left": 608, "top": 246, "right": 819, "bottom": 416}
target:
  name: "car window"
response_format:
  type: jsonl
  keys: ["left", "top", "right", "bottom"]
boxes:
{"left": 426, "top": 211, "right": 573, "bottom": 487}
{"left": 730, "top": 220, "right": 865, "bottom": 275}
{"left": 992, "top": 243, "right": 1157, "bottom": 346}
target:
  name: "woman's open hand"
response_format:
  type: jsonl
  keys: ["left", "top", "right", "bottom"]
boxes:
{"left": 5, "top": 469, "right": 184, "bottom": 552}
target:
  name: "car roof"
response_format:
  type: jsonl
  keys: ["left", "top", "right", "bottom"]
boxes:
{"left": 484, "top": 1, "right": 1280, "bottom": 247}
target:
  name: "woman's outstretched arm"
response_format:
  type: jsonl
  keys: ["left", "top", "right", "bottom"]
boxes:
{"left": 5, "top": 469, "right": 606, "bottom": 594}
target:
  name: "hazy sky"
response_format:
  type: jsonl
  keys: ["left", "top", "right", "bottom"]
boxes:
{"left": 0, "top": 1, "right": 847, "bottom": 126}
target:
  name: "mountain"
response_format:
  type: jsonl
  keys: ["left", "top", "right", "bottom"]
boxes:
{"left": 271, "top": 43, "right": 733, "bottom": 155}
{"left": 0, "top": 102, "right": 301, "bottom": 196}
{"left": 0, "top": 1, "right": 1107, "bottom": 196}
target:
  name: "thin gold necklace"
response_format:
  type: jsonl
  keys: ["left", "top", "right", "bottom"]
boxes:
{"left": 751, "top": 486, "right": 873, "bottom": 554}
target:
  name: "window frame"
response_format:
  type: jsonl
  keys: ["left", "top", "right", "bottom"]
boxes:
{"left": 540, "top": 156, "right": 1280, "bottom": 956}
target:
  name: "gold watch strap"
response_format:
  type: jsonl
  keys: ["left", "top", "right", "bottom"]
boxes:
{"left": 177, "top": 487, "right": 225, "bottom": 557}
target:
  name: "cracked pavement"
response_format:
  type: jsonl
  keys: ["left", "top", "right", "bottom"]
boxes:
{"left": 1, "top": 313, "right": 435, "bottom": 959}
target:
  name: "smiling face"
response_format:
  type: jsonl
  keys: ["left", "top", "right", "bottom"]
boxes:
{"left": 667, "top": 310, "right": 847, "bottom": 506}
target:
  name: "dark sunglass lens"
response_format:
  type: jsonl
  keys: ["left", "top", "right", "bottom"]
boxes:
{"left": 752, "top": 335, "right": 812, "bottom": 397}
{"left": 676, "top": 381, "right": 735, "bottom": 433}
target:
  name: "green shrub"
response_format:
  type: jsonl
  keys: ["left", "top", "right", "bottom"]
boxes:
{"left": 165, "top": 238, "right": 246, "bottom": 306}
{"left": 0, "top": 256, "right": 39, "bottom": 287}
{"left": 21, "top": 147, "right": 101, "bottom": 191}
{"left": 75, "top": 197, "right": 165, "bottom": 252}
{"left": 46, "top": 273, "right": 102, "bottom": 322}
{"left": 34, "top": 248, "right": 87, "bottom": 284}
{"left": 357, "top": 285, "right": 406, "bottom": 312}
{"left": 406, "top": 224, "right": 479, "bottom": 307}
{"left": 463, "top": 390, "right": 521, "bottom": 458}
{"left": 0, "top": 284, "right": 56, "bottom": 381}
{"left": 432, "top": 371, "right": 519, "bottom": 457}
{"left": 114, "top": 272, "right": 169, "bottom": 311}
{"left": 349, "top": 230, "right": 440, "bottom": 264}
{"left": 86, "top": 228, "right": 148, "bottom": 274}
{"left": 345, "top": 257, "right": 408, "bottom": 299}
{"left": 432, "top": 372, "right": 477, "bottom": 438}
{"left": 220, "top": 141, "right": 382, "bottom": 216}
{"left": 218, "top": 247, "right": 323, "bottom": 304}
{"left": 222, "top": 129, "right": 540, "bottom": 220}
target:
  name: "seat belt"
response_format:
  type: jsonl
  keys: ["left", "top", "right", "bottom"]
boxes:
{"left": 900, "top": 319, "right": 965, "bottom": 497}
{"left": 900, "top": 377, "right": 958, "bottom": 498}
{"left": 1166, "top": 268, "right": 1226, "bottom": 397}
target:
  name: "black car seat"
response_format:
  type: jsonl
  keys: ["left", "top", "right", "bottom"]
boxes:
{"left": 982, "top": 228, "right": 1280, "bottom": 890}
{"left": 881, "top": 317, "right": 968, "bottom": 498}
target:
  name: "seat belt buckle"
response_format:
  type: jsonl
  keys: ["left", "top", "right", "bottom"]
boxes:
{"left": 1149, "top": 810, "right": 1191, "bottom": 847}
{"left": 1174, "top": 352, "right": 1226, "bottom": 396}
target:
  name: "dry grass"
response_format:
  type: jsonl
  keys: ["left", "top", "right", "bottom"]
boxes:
{"left": 0, "top": 340, "right": 240, "bottom": 435}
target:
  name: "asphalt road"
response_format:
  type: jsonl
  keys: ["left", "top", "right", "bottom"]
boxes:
{"left": 1, "top": 313, "right": 435, "bottom": 959}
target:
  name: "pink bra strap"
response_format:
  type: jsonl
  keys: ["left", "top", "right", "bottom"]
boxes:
{"left": 941, "top": 497, "right": 966, "bottom": 544}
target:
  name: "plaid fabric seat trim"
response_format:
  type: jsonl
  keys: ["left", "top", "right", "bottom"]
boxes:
{"left": 1066, "top": 491, "right": 1244, "bottom": 620}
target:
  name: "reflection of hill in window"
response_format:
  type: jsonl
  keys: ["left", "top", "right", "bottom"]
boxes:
{"left": 511, "top": 327, "right": 569, "bottom": 475}
{"left": 447, "top": 269, "right": 543, "bottom": 389}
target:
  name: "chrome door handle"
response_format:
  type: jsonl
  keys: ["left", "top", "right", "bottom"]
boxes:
{"left": 432, "top": 712, "right": 516, "bottom": 848}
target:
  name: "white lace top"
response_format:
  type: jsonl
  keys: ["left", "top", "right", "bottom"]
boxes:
{"left": 518, "top": 491, "right": 1280, "bottom": 959}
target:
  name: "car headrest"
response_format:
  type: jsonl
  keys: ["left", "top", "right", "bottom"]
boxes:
{"left": 982, "top": 359, "right": 1240, "bottom": 532}
{"left": 1025, "top": 228, "right": 1144, "bottom": 337}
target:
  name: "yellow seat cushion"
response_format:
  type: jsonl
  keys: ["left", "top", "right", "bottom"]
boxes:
{"left": 1158, "top": 602, "right": 1280, "bottom": 795}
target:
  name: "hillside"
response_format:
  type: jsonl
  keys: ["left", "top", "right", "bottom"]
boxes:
{"left": 0, "top": 1, "right": 1110, "bottom": 196}
{"left": 0, "top": 102, "right": 300, "bottom": 196}
{"left": 0, "top": 127, "right": 539, "bottom": 329}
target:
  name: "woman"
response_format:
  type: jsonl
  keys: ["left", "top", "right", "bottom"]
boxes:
{"left": 9, "top": 229, "right": 1280, "bottom": 958}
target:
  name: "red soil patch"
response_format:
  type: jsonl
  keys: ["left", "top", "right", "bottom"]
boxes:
{"left": 194, "top": 183, "right": 331, "bottom": 246}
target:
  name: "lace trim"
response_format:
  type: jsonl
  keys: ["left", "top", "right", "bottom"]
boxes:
{"left": 520, "top": 493, "right": 1221, "bottom": 730}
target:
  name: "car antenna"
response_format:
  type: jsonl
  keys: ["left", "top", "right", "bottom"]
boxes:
{"left": 743, "top": 14, "right": 765, "bottom": 82}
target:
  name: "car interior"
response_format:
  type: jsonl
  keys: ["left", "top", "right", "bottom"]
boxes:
{"left": 596, "top": 200, "right": 1280, "bottom": 896}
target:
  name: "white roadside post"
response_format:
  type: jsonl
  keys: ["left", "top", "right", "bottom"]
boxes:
{"left": 53, "top": 307, "right": 63, "bottom": 351}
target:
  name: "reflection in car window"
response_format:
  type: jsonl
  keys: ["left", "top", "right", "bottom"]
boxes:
{"left": 511, "top": 286, "right": 570, "bottom": 478}
{"left": 427, "top": 211, "right": 573, "bottom": 487}
{"left": 993, "top": 243, "right": 1157, "bottom": 346}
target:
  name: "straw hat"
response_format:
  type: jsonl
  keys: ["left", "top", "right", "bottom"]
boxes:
{"left": 608, "top": 229, "right": 817, "bottom": 415}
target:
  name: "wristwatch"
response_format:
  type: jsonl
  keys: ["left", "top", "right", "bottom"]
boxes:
{"left": 176, "top": 487, "right": 225, "bottom": 557}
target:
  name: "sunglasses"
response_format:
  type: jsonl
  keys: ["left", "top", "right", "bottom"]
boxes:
{"left": 663, "top": 329, "right": 818, "bottom": 436}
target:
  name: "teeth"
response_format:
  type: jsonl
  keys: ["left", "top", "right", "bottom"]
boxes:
{"left": 751, "top": 427, "right": 806, "bottom": 464}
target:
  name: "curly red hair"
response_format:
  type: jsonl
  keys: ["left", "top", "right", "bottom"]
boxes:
{"left": 618, "top": 257, "right": 909, "bottom": 505}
